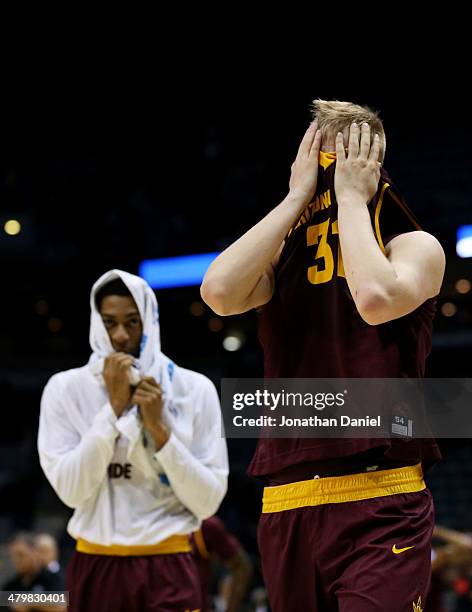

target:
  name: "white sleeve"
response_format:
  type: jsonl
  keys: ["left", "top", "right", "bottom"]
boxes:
{"left": 38, "top": 375, "right": 119, "bottom": 508}
{"left": 153, "top": 379, "right": 228, "bottom": 520}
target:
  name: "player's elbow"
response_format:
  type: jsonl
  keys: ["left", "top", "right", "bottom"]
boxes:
{"left": 194, "top": 498, "right": 222, "bottom": 522}
{"left": 51, "top": 482, "right": 82, "bottom": 509}
{"left": 38, "top": 457, "right": 79, "bottom": 508}
{"left": 53, "top": 476, "right": 84, "bottom": 508}
{"left": 356, "top": 286, "right": 393, "bottom": 326}
{"left": 194, "top": 477, "right": 228, "bottom": 520}
{"left": 45, "top": 466, "right": 86, "bottom": 508}
{"left": 200, "top": 277, "right": 236, "bottom": 316}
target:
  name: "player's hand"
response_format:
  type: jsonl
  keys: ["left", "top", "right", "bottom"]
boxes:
{"left": 288, "top": 121, "right": 322, "bottom": 205}
{"left": 132, "top": 377, "right": 170, "bottom": 449}
{"left": 103, "top": 353, "right": 135, "bottom": 417}
{"left": 334, "top": 122, "right": 382, "bottom": 206}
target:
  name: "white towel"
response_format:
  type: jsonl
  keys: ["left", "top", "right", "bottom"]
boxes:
{"left": 88, "top": 269, "right": 181, "bottom": 483}
{"left": 88, "top": 268, "right": 175, "bottom": 398}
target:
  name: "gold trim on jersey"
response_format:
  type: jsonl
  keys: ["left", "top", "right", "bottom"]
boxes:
{"left": 288, "top": 190, "right": 333, "bottom": 237}
{"left": 76, "top": 534, "right": 191, "bottom": 556}
{"left": 374, "top": 182, "right": 390, "bottom": 254}
{"left": 389, "top": 190, "right": 422, "bottom": 231}
{"left": 374, "top": 182, "right": 423, "bottom": 254}
{"left": 262, "top": 463, "right": 425, "bottom": 513}
{"left": 319, "top": 151, "right": 336, "bottom": 170}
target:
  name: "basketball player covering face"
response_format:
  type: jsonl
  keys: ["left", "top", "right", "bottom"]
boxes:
{"left": 201, "top": 100, "right": 445, "bottom": 611}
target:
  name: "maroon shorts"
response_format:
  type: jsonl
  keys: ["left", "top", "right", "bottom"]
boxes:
{"left": 66, "top": 551, "right": 201, "bottom": 612}
{"left": 258, "top": 465, "right": 434, "bottom": 611}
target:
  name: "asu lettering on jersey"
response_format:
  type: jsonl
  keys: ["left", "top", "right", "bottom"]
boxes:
{"left": 289, "top": 189, "right": 333, "bottom": 236}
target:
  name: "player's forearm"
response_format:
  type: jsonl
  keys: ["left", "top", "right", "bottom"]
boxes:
{"left": 201, "top": 193, "right": 306, "bottom": 314}
{"left": 154, "top": 433, "right": 227, "bottom": 520}
{"left": 337, "top": 196, "right": 398, "bottom": 323}
{"left": 434, "top": 525, "right": 472, "bottom": 548}
{"left": 38, "top": 403, "right": 118, "bottom": 508}
{"left": 40, "top": 438, "right": 115, "bottom": 509}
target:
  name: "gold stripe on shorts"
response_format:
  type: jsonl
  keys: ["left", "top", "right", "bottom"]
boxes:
{"left": 262, "top": 463, "right": 425, "bottom": 514}
{"left": 76, "top": 534, "right": 191, "bottom": 556}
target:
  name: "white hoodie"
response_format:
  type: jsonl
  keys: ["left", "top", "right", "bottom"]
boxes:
{"left": 38, "top": 270, "right": 228, "bottom": 546}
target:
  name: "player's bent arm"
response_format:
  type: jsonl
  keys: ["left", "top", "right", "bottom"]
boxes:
{"left": 210, "top": 263, "right": 276, "bottom": 316}
{"left": 153, "top": 378, "right": 228, "bottom": 520}
{"left": 38, "top": 376, "right": 119, "bottom": 508}
{"left": 357, "top": 231, "right": 445, "bottom": 325}
{"left": 337, "top": 189, "right": 445, "bottom": 325}
{"left": 433, "top": 525, "right": 472, "bottom": 548}
{"left": 201, "top": 192, "right": 306, "bottom": 315}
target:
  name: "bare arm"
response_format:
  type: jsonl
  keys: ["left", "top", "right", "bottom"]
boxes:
{"left": 335, "top": 123, "right": 445, "bottom": 325}
{"left": 434, "top": 525, "right": 472, "bottom": 548}
{"left": 201, "top": 122, "right": 322, "bottom": 315}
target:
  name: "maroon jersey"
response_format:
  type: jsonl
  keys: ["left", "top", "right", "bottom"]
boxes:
{"left": 248, "top": 152, "right": 441, "bottom": 478}
{"left": 191, "top": 516, "right": 241, "bottom": 611}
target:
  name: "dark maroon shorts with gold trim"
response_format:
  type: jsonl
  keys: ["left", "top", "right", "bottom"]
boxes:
{"left": 258, "top": 464, "right": 433, "bottom": 611}
{"left": 67, "top": 550, "right": 201, "bottom": 612}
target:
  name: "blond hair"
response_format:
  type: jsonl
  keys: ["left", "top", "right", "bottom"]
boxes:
{"left": 311, "top": 99, "right": 386, "bottom": 162}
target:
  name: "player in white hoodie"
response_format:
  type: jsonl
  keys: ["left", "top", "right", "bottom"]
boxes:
{"left": 38, "top": 269, "right": 228, "bottom": 612}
